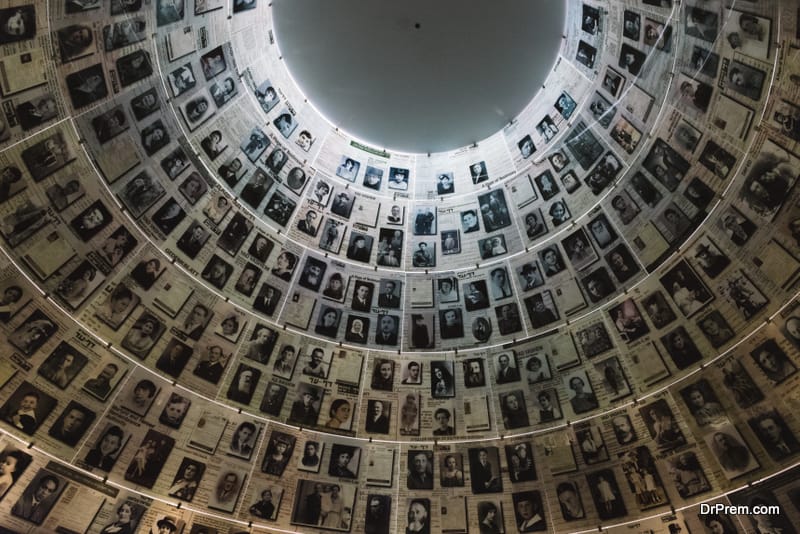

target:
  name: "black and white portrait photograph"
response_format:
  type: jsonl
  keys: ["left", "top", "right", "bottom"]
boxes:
{"left": 21, "top": 132, "right": 75, "bottom": 183}
{"left": 139, "top": 119, "right": 170, "bottom": 156}
{"left": 119, "top": 170, "right": 165, "bottom": 218}
{"left": 618, "top": 43, "right": 645, "bottom": 75}
{"left": 740, "top": 139, "right": 799, "bottom": 222}
{"left": 576, "top": 40, "right": 597, "bottom": 69}
{"left": 0, "top": 443, "right": 32, "bottom": 500}
{"left": 666, "top": 451, "right": 710, "bottom": 498}
{"left": 594, "top": 356, "right": 632, "bottom": 400}
{"left": 54, "top": 260, "right": 103, "bottom": 310}
{"left": 511, "top": 490, "right": 546, "bottom": 531}
{"left": 676, "top": 73, "right": 714, "bottom": 115}
{"left": 0, "top": 381, "right": 57, "bottom": 436}
{"left": 623, "top": 9, "right": 640, "bottom": 39}
{"left": 65, "top": 64, "right": 108, "bottom": 109}
{"left": 335, "top": 156, "right": 360, "bottom": 182}
{"left": 696, "top": 310, "right": 735, "bottom": 348}
{"left": 7, "top": 308, "right": 58, "bottom": 356}
{"left": 608, "top": 298, "right": 649, "bottom": 343}
{"left": 704, "top": 423, "right": 760, "bottom": 480}
{"left": 264, "top": 190, "right": 297, "bottom": 226}
{"left": 660, "top": 326, "right": 703, "bottom": 370}
{"left": 750, "top": 338, "right": 796, "bottom": 385}
{"left": 116, "top": 50, "right": 152, "bottom": 88}
{"left": 240, "top": 126, "right": 270, "bottom": 163}
{"left": 586, "top": 469, "right": 626, "bottom": 520}
{"left": 430, "top": 360, "right": 456, "bottom": 397}
{"left": 478, "top": 235, "right": 507, "bottom": 259}
{"left": 399, "top": 393, "right": 420, "bottom": 436}
{"left": 121, "top": 311, "right": 165, "bottom": 359}
{"left": 248, "top": 485, "right": 282, "bottom": 521}
{"left": 658, "top": 259, "right": 713, "bottom": 318}
{"left": 261, "top": 431, "right": 296, "bottom": 477}
{"left": 564, "top": 370, "right": 599, "bottom": 414}
{"left": 207, "top": 467, "right": 246, "bottom": 513}
{"left": 91, "top": 105, "right": 128, "bottom": 144}
{"left": 561, "top": 227, "right": 597, "bottom": 271}
{"left": 167, "top": 63, "right": 196, "bottom": 97}
{"left": 619, "top": 447, "right": 667, "bottom": 510}
{"left": 412, "top": 241, "right": 436, "bottom": 267}
{"left": 470, "top": 160, "right": 489, "bottom": 184}
{"left": 518, "top": 135, "right": 535, "bottom": 159}
{"left": 406, "top": 450, "right": 434, "bottom": 490}
{"left": 11, "top": 468, "right": 67, "bottom": 524}
{"left": 158, "top": 393, "right": 192, "bottom": 428}
{"left": 179, "top": 90, "right": 215, "bottom": 130}
{"left": 500, "top": 390, "right": 530, "bottom": 430}
{"left": 724, "top": 10, "right": 771, "bottom": 59}
{"left": 748, "top": 410, "right": 800, "bottom": 462}
{"left": 291, "top": 479, "right": 357, "bottom": 532}
{"left": 462, "top": 358, "right": 485, "bottom": 388}
{"left": 576, "top": 424, "right": 608, "bottom": 465}
{"left": 439, "top": 308, "right": 463, "bottom": 339}
{"left": 679, "top": 379, "right": 727, "bottom": 427}
{"left": 37, "top": 341, "right": 88, "bottom": 389}
{"left": 328, "top": 443, "right": 361, "bottom": 480}
{"left": 525, "top": 290, "right": 559, "bottom": 328}
{"left": 167, "top": 457, "right": 205, "bottom": 503}
{"left": 123, "top": 429, "right": 175, "bottom": 488}
{"left": 581, "top": 267, "right": 615, "bottom": 303}
{"left": 0, "top": 6, "right": 36, "bottom": 43}
{"left": 469, "top": 447, "right": 503, "bottom": 494}
{"left": 226, "top": 364, "right": 260, "bottom": 406}
{"left": 574, "top": 321, "right": 613, "bottom": 358}
{"left": 639, "top": 399, "right": 686, "bottom": 451}
{"left": 535, "top": 388, "right": 562, "bottom": 424}
{"left": 362, "top": 165, "right": 383, "bottom": 191}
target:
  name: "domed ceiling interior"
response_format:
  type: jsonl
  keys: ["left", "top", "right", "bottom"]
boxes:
{"left": 0, "top": 0, "right": 797, "bottom": 533}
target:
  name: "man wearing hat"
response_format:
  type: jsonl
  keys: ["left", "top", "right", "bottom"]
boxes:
{"left": 289, "top": 387, "right": 319, "bottom": 426}
{"left": 694, "top": 242, "right": 729, "bottom": 278}
{"left": 155, "top": 516, "right": 177, "bottom": 534}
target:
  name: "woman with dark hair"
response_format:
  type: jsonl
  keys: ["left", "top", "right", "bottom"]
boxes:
{"left": 85, "top": 425, "right": 124, "bottom": 471}
{"left": 440, "top": 455, "right": 463, "bottom": 487}
{"left": 141, "top": 123, "right": 168, "bottom": 155}
{"left": 322, "top": 273, "right": 344, "bottom": 300}
{"left": 200, "top": 130, "right": 224, "bottom": 159}
{"left": 100, "top": 501, "right": 135, "bottom": 534}
{"left": 265, "top": 148, "right": 287, "bottom": 173}
{"left": 431, "top": 365, "right": 453, "bottom": 397}
{"left": 130, "top": 258, "right": 160, "bottom": 289}
{"left": 478, "top": 502, "right": 500, "bottom": 533}
{"left": 58, "top": 262, "right": 96, "bottom": 302}
{"left": 185, "top": 97, "right": 209, "bottom": 124}
{"left": 230, "top": 422, "right": 256, "bottom": 456}
{"left": 325, "top": 399, "right": 351, "bottom": 429}
{"left": 301, "top": 441, "right": 320, "bottom": 467}
{"left": 270, "top": 251, "right": 296, "bottom": 281}
{"left": 122, "top": 317, "right": 158, "bottom": 355}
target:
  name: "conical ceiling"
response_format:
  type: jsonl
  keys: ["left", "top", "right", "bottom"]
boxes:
{"left": 0, "top": 0, "right": 798, "bottom": 533}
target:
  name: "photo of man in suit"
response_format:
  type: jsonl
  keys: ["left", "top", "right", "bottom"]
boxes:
{"left": 11, "top": 471, "right": 63, "bottom": 524}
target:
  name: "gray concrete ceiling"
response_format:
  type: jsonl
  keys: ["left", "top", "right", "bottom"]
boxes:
{"left": 273, "top": 0, "right": 566, "bottom": 154}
